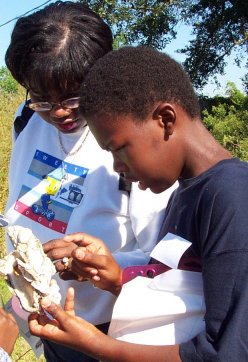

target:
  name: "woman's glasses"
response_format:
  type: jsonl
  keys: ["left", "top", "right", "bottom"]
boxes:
{"left": 25, "top": 90, "right": 80, "bottom": 112}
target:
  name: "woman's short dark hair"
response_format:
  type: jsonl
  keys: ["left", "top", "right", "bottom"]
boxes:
{"left": 79, "top": 46, "right": 200, "bottom": 120}
{"left": 5, "top": 0, "right": 113, "bottom": 94}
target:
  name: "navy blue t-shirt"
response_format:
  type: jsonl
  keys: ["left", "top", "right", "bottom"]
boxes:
{"left": 158, "top": 158, "right": 248, "bottom": 361}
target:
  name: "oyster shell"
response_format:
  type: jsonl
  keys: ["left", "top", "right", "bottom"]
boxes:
{"left": 0, "top": 225, "right": 61, "bottom": 312}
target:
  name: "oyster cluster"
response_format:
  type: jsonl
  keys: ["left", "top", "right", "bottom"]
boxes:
{"left": 0, "top": 225, "right": 61, "bottom": 312}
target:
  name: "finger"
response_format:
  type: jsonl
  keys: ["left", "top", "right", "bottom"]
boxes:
{"left": 71, "top": 255, "right": 98, "bottom": 275}
{"left": 37, "top": 312, "right": 59, "bottom": 327}
{"left": 28, "top": 314, "right": 62, "bottom": 339}
{"left": 64, "top": 287, "right": 75, "bottom": 316}
{"left": 28, "top": 316, "right": 43, "bottom": 335}
{"left": 71, "top": 247, "right": 86, "bottom": 260}
{"left": 40, "top": 298, "right": 76, "bottom": 335}
{"left": 28, "top": 313, "right": 49, "bottom": 332}
{"left": 64, "top": 233, "right": 104, "bottom": 251}
{"left": 40, "top": 298, "right": 67, "bottom": 323}
{"left": 70, "top": 265, "right": 98, "bottom": 280}
{"left": 59, "top": 270, "right": 79, "bottom": 281}
{"left": 54, "top": 258, "right": 72, "bottom": 272}
{"left": 59, "top": 270, "right": 91, "bottom": 283}
{"left": 43, "top": 239, "right": 69, "bottom": 252}
{"left": 63, "top": 232, "right": 85, "bottom": 244}
{"left": 91, "top": 274, "right": 101, "bottom": 282}
{"left": 73, "top": 248, "right": 109, "bottom": 270}
{"left": 28, "top": 312, "right": 39, "bottom": 322}
{"left": 46, "top": 244, "right": 77, "bottom": 261}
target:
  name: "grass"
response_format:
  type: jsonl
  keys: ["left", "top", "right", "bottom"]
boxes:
{"left": 0, "top": 87, "right": 45, "bottom": 361}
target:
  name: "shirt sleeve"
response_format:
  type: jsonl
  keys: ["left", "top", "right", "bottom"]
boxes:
{"left": 113, "top": 182, "right": 178, "bottom": 268}
{"left": 12, "top": 102, "right": 25, "bottom": 143}
{"left": 0, "top": 347, "right": 12, "bottom": 362}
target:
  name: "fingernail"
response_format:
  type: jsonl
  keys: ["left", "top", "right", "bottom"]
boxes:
{"left": 93, "top": 275, "right": 100, "bottom": 281}
{"left": 76, "top": 249, "right": 85, "bottom": 260}
{"left": 41, "top": 297, "right": 52, "bottom": 308}
{"left": 63, "top": 236, "right": 71, "bottom": 242}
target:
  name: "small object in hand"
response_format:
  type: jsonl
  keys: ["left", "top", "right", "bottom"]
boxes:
{"left": 0, "top": 225, "right": 61, "bottom": 312}
{"left": 62, "top": 257, "right": 69, "bottom": 270}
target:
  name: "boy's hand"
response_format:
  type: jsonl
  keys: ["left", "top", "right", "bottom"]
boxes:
{"left": 64, "top": 233, "right": 123, "bottom": 295}
{"left": 44, "top": 233, "right": 123, "bottom": 295}
{"left": 28, "top": 288, "right": 104, "bottom": 354}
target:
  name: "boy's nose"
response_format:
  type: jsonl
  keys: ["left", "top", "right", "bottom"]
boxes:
{"left": 113, "top": 155, "right": 128, "bottom": 174}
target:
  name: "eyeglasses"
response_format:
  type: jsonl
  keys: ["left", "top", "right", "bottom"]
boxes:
{"left": 25, "top": 90, "right": 80, "bottom": 112}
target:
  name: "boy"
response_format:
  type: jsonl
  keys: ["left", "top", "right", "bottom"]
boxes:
{"left": 29, "top": 46, "right": 248, "bottom": 361}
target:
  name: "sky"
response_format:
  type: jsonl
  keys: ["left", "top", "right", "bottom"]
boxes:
{"left": 0, "top": 0, "right": 246, "bottom": 97}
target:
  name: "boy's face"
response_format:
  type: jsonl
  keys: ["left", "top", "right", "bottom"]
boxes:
{"left": 87, "top": 112, "right": 180, "bottom": 194}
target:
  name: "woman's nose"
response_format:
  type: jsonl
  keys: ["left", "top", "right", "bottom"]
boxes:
{"left": 50, "top": 105, "right": 73, "bottom": 118}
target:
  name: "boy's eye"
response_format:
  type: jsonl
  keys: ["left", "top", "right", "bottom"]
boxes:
{"left": 107, "top": 144, "right": 125, "bottom": 153}
{"left": 114, "top": 146, "right": 124, "bottom": 153}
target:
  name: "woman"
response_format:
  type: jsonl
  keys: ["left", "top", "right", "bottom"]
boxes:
{"left": 5, "top": 3, "right": 175, "bottom": 361}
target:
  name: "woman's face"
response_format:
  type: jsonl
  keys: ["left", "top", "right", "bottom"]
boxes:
{"left": 29, "top": 89, "right": 86, "bottom": 133}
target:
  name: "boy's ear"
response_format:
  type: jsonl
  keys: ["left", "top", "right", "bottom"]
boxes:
{"left": 153, "top": 103, "right": 176, "bottom": 136}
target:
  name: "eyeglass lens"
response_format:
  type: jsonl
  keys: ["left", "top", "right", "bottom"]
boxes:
{"left": 27, "top": 97, "right": 80, "bottom": 112}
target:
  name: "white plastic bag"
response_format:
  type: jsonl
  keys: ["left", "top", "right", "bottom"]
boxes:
{"left": 108, "top": 233, "right": 205, "bottom": 345}
{"left": 108, "top": 269, "right": 205, "bottom": 345}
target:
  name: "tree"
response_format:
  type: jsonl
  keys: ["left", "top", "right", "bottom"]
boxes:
{"left": 84, "top": 1, "right": 179, "bottom": 49}
{"left": 82, "top": 0, "right": 248, "bottom": 90}
{"left": 180, "top": 1, "right": 248, "bottom": 89}
{"left": 242, "top": 73, "right": 248, "bottom": 95}
{"left": 202, "top": 82, "right": 248, "bottom": 160}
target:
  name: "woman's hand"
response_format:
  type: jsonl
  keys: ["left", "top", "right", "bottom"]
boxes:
{"left": 0, "top": 307, "right": 19, "bottom": 354}
{"left": 43, "top": 237, "right": 78, "bottom": 274}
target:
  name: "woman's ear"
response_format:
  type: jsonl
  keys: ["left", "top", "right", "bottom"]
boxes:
{"left": 152, "top": 103, "right": 176, "bottom": 136}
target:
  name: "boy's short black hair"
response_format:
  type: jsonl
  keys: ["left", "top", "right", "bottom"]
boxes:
{"left": 5, "top": 1, "right": 113, "bottom": 95}
{"left": 79, "top": 46, "right": 200, "bottom": 120}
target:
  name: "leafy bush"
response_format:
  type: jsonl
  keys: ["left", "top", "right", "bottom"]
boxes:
{"left": 0, "top": 67, "right": 18, "bottom": 94}
{"left": 202, "top": 83, "right": 248, "bottom": 160}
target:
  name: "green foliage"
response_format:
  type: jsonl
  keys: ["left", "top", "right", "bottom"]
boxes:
{"left": 203, "top": 83, "right": 248, "bottom": 160}
{"left": 242, "top": 72, "right": 248, "bottom": 94}
{"left": 181, "top": 1, "right": 248, "bottom": 89}
{"left": 82, "top": 0, "right": 248, "bottom": 89}
{"left": 0, "top": 67, "right": 18, "bottom": 94}
{"left": 85, "top": 0, "right": 178, "bottom": 49}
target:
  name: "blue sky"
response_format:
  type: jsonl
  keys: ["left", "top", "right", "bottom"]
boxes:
{"left": 0, "top": 0, "right": 60, "bottom": 64}
{"left": 0, "top": 0, "right": 246, "bottom": 96}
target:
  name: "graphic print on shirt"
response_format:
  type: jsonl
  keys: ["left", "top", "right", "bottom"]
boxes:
{"left": 14, "top": 150, "right": 89, "bottom": 234}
